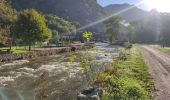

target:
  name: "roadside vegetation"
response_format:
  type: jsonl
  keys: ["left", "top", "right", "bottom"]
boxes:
{"left": 95, "top": 45, "right": 153, "bottom": 99}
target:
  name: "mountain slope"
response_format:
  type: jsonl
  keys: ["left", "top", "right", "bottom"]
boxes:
{"left": 104, "top": 3, "right": 150, "bottom": 22}
{"left": 10, "top": 0, "right": 106, "bottom": 32}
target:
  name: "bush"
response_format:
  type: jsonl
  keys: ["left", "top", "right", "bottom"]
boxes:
{"left": 124, "top": 42, "right": 132, "bottom": 49}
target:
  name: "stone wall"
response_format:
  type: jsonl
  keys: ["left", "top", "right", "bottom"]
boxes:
{"left": 0, "top": 44, "right": 95, "bottom": 63}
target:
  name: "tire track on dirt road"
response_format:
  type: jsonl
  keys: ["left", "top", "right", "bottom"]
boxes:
{"left": 140, "top": 45, "right": 170, "bottom": 100}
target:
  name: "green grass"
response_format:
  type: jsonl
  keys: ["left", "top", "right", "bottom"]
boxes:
{"left": 0, "top": 46, "right": 32, "bottom": 54}
{"left": 12, "top": 49, "right": 30, "bottom": 54}
{"left": 95, "top": 46, "right": 153, "bottom": 100}
{"left": 0, "top": 48, "right": 30, "bottom": 54}
{"left": 151, "top": 45, "right": 170, "bottom": 54}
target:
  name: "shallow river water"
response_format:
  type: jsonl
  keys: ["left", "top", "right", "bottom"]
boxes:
{"left": 0, "top": 43, "right": 122, "bottom": 100}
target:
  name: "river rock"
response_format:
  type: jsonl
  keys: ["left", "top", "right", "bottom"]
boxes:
{"left": 77, "top": 87, "right": 102, "bottom": 100}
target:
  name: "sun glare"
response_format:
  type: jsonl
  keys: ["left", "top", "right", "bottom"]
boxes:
{"left": 144, "top": 0, "right": 170, "bottom": 12}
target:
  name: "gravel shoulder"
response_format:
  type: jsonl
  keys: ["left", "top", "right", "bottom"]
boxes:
{"left": 140, "top": 45, "right": 170, "bottom": 100}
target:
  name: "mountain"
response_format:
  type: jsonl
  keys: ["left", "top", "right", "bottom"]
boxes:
{"left": 104, "top": 3, "right": 150, "bottom": 22}
{"left": 10, "top": 0, "right": 106, "bottom": 32}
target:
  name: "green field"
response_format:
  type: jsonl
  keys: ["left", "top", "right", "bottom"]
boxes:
{"left": 151, "top": 45, "right": 170, "bottom": 54}
{"left": 0, "top": 46, "right": 33, "bottom": 54}
{"left": 95, "top": 46, "right": 153, "bottom": 100}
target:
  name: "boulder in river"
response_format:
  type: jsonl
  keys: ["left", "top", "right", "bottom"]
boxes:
{"left": 77, "top": 87, "right": 102, "bottom": 100}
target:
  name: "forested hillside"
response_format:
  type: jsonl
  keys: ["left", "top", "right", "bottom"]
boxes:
{"left": 104, "top": 3, "right": 150, "bottom": 22}
{"left": 10, "top": 0, "right": 106, "bottom": 32}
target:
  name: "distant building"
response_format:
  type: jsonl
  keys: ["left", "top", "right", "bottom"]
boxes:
{"left": 60, "top": 33, "right": 76, "bottom": 41}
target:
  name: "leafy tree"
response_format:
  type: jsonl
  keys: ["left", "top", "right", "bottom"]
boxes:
{"left": 13, "top": 9, "right": 52, "bottom": 51}
{"left": 160, "top": 13, "right": 170, "bottom": 46}
{"left": 130, "top": 19, "right": 158, "bottom": 43}
{"left": 83, "top": 31, "right": 93, "bottom": 42}
{"left": 49, "top": 30, "right": 60, "bottom": 44}
{"left": 129, "top": 11, "right": 160, "bottom": 44}
{"left": 126, "top": 25, "right": 136, "bottom": 43}
{"left": 0, "top": 0, "right": 16, "bottom": 46}
{"left": 103, "top": 16, "right": 122, "bottom": 43}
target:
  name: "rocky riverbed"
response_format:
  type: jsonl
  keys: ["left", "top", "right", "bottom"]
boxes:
{"left": 0, "top": 43, "right": 122, "bottom": 100}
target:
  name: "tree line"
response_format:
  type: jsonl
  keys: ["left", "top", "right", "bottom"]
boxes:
{"left": 103, "top": 10, "right": 170, "bottom": 47}
{"left": 129, "top": 11, "right": 170, "bottom": 47}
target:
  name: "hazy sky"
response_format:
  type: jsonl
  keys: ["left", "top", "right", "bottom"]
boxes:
{"left": 97, "top": 0, "right": 148, "bottom": 11}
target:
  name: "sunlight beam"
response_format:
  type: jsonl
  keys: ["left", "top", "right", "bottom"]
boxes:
{"left": 0, "top": 88, "right": 8, "bottom": 100}
{"left": 77, "top": 0, "right": 145, "bottom": 31}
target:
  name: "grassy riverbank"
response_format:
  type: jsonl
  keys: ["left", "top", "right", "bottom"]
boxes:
{"left": 0, "top": 48, "right": 30, "bottom": 54}
{"left": 95, "top": 45, "right": 153, "bottom": 100}
{"left": 0, "top": 46, "right": 33, "bottom": 54}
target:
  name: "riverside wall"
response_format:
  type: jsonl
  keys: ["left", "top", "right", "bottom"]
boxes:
{"left": 0, "top": 44, "right": 95, "bottom": 63}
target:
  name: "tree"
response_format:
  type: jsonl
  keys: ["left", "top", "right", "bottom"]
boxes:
{"left": 126, "top": 25, "right": 136, "bottom": 43}
{"left": 160, "top": 13, "right": 170, "bottom": 46}
{"left": 49, "top": 30, "right": 60, "bottom": 44}
{"left": 130, "top": 19, "right": 158, "bottom": 44}
{"left": 0, "top": 0, "right": 16, "bottom": 47}
{"left": 83, "top": 31, "right": 93, "bottom": 42}
{"left": 103, "top": 16, "right": 122, "bottom": 43}
{"left": 129, "top": 11, "right": 160, "bottom": 44}
{"left": 14, "top": 9, "right": 52, "bottom": 51}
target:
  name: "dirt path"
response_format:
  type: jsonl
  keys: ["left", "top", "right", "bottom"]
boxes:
{"left": 140, "top": 45, "right": 170, "bottom": 100}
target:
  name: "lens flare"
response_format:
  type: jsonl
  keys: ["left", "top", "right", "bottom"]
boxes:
{"left": 144, "top": 0, "right": 170, "bottom": 12}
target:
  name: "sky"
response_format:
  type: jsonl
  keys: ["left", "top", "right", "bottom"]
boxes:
{"left": 97, "top": 0, "right": 149, "bottom": 11}
{"left": 97, "top": 0, "right": 170, "bottom": 12}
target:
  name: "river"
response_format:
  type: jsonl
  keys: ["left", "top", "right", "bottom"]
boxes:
{"left": 0, "top": 43, "right": 122, "bottom": 100}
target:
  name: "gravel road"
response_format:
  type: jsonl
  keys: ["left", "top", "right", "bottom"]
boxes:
{"left": 140, "top": 45, "right": 170, "bottom": 100}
